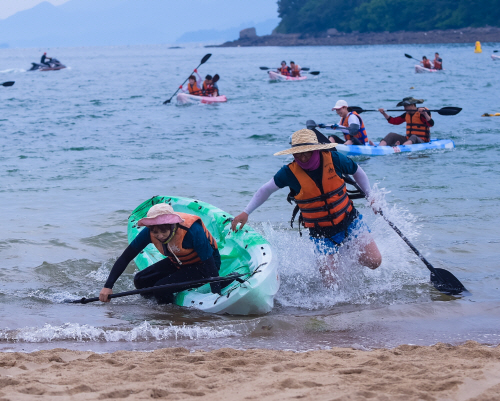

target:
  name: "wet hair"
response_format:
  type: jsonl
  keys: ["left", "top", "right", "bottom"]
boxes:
{"left": 188, "top": 75, "right": 196, "bottom": 80}
{"left": 281, "top": 60, "right": 286, "bottom": 64}
{"left": 290, "top": 61, "right": 295, "bottom": 64}
{"left": 435, "top": 52, "right": 439, "bottom": 55}
{"left": 423, "top": 56, "right": 427, "bottom": 59}
{"left": 205, "top": 74, "right": 212, "bottom": 80}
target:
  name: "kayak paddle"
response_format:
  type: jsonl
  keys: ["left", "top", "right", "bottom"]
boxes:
{"left": 259, "top": 66, "right": 310, "bottom": 71}
{"left": 64, "top": 273, "right": 246, "bottom": 304}
{"left": 343, "top": 176, "right": 469, "bottom": 296}
{"left": 2, "top": 81, "right": 15, "bottom": 87}
{"left": 405, "top": 53, "right": 420, "bottom": 62}
{"left": 163, "top": 53, "right": 212, "bottom": 104}
{"left": 348, "top": 106, "right": 462, "bottom": 116}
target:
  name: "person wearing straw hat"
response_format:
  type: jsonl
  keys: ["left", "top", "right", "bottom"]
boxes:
{"left": 99, "top": 203, "right": 221, "bottom": 304}
{"left": 231, "top": 129, "right": 381, "bottom": 286}
{"left": 378, "top": 97, "right": 434, "bottom": 146}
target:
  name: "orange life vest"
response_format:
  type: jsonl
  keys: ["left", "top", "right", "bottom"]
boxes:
{"left": 289, "top": 151, "right": 353, "bottom": 229}
{"left": 405, "top": 109, "right": 431, "bottom": 143}
{"left": 202, "top": 81, "right": 217, "bottom": 96}
{"left": 290, "top": 65, "right": 301, "bottom": 77}
{"left": 188, "top": 82, "right": 202, "bottom": 95}
{"left": 340, "top": 111, "right": 368, "bottom": 144}
{"left": 422, "top": 59, "right": 432, "bottom": 68}
{"left": 433, "top": 58, "right": 442, "bottom": 70}
{"left": 280, "top": 66, "right": 290, "bottom": 76}
{"left": 150, "top": 213, "right": 217, "bottom": 268}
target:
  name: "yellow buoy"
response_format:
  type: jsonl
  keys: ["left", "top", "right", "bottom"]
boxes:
{"left": 410, "top": 86, "right": 415, "bottom": 89}
{"left": 475, "top": 41, "right": 482, "bottom": 53}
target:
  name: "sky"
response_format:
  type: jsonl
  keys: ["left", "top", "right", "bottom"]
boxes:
{"left": 0, "top": 0, "right": 70, "bottom": 19}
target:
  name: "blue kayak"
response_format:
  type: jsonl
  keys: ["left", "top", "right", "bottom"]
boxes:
{"left": 335, "top": 139, "right": 455, "bottom": 156}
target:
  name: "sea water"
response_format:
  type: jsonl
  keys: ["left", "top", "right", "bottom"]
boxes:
{"left": 0, "top": 43, "right": 499, "bottom": 352}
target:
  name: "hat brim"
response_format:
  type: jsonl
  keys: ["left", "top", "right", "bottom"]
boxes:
{"left": 137, "top": 214, "right": 184, "bottom": 227}
{"left": 274, "top": 143, "right": 337, "bottom": 156}
{"left": 396, "top": 98, "right": 424, "bottom": 107}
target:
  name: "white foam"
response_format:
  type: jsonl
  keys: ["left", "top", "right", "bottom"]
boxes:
{"left": 1, "top": 321, "right": 243, "bottom": 343}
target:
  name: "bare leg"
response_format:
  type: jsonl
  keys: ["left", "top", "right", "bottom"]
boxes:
{"left": 379, "top": 140, "right": 387, "bottom": 146}
{"left": 403, "top": 140, "right": 413, "bottom": 145}
{"left": 319, "top": 255, "right": 338, "bottom": 287}
{"left": 394, "top": 141, "right": 400, "bottom": 146}
{"left": 369, "top": 140, "right": 375, "bottom": 146}
{"left": 344, "top": 140, "right": 353, "bottom": 145}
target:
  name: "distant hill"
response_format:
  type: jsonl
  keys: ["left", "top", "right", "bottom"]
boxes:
{"left": 176, "top": 18, "right": 279, "bottom": 44}
{"left": 0, "top": 0, "right": 278, "bottom": 48}
{"left": 276, "top": 0, "right": 500, "bottom": 34}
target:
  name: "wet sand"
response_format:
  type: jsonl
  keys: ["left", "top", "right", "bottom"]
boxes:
{"left": 1, "top": 342, "right": 499, "bottom": 400}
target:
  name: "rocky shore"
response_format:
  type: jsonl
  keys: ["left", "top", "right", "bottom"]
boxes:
{"left": 218, "top": 26, "right": 500, "bottom": 47}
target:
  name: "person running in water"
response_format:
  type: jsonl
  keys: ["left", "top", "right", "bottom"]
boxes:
{"left": 231, "top": 129, "right": 381, "bottom": 287}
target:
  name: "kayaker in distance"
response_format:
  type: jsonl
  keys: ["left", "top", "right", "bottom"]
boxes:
{"left": 40, "top": 52, "right": 52, "bottom": 66}
{"left": 290, "top": 61, "right": 301, "bottom": 77}
{"left": 328, "top": 100, "right": 375, "bottom": 146}
{"left": 99, "top": 204, "right": 222, "bottom": 304}
{"left": 231, "top": 129, "right": 382, "bottom": 287}
{"left": 421, "top": 56, "right": 432, "bottom": 69}
{"left": 378, "top": 97, "right": 434, "bottom": 146}
{"left": 180, "top": 70, "right": 203, "bottom": 95}
{"left": 202, "top": 74, "right": 219, "bottom": 97}
{"left": 278, "top": 61, "right": 290, "bottom": 76}
{"left": 433, "top": 53, "right": 443, "bottom": 70}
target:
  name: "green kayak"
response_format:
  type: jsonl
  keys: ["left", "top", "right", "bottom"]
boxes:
{"left": 128, "top": 196, "right": 280, "bottom": 315}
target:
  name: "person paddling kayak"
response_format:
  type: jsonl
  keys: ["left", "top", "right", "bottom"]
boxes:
{"left": 99, "top": 204, "right": 222, "bottom": 304}
{"left": 433, "top": 53, "right": 443, "bottom": 70}
{"left": 378, "top": 97, "right": 434, "bottom": 146}
{"left": 290, "top": 61, "right": 301, "bottom": 77}
{"left": 328, "top": 100, "right": 375, "bottom": 146}
{"left": 421, "top": 56, "right": 432, "bottom": 69}
{"left": 231, "top": 129, "right": 381, "bottom": 286}
{"left": 180, "top": 70, "right": 203, "bottom": 95}
{"left": 202, "top": 74, "right": 219, "bottom": 97}
{"left": 277, "top": 61, "right": 290, "bottom": 76}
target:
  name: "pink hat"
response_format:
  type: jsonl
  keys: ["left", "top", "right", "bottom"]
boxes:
{"left": 137, "top": 204, "right": 185, "bottom": 227}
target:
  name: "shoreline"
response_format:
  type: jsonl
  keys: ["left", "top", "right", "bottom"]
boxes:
{"left": 1, "top": 342, "right": 499, "bottom": 400}
{"left": 217, "top": 26, "right": 500, "bottom": 47}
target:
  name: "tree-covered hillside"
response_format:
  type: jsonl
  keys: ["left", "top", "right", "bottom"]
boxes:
{"left": 276, "top": 0, "right": 500, "bottom": 34}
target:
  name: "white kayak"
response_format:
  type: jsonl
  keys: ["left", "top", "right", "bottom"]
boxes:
{"left": 415, "top": 65, "right": 443, "bottom": 73}
{"left": 177, "top": 93, "right": 227, "bottom": 105}
{"left": 128, "top": 196, "right": 279, "bottom": 315}
{"left": 335, "top": 139, "right": 455, "bottom": 156}
{"left": 492, "top": 54, "right": 500, "bottom": 60}
{"left": 268, "top": 71, "right": 307, "bottom": 81}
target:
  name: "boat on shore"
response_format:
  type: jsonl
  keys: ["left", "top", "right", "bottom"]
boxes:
{"left": 335, "top": 139, "right": 455, "bottom": 156}
{"left": 268, "top": 71, "right": 307, "bottom": 81}
{"left": 177, "top": 93, "right": 227, "bottom": 104}
{"left": 128, "top": 196, "right": 279, "bottom": 315}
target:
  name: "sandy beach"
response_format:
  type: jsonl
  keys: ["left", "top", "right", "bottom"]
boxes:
{"left": 1, "top": 342, "right": 499, "bottom": 400}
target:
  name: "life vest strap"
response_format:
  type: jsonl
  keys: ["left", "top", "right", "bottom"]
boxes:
{"left": 299, "top": 192, "right": 349, "bottom": 214}
{"left": 292, "top": 184, "right": 346, "bottom": 205}
{"left": 301, "top": 201, "right": 352, "bottom": 224}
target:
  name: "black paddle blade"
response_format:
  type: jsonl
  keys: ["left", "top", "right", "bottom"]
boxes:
{"left": 306, "top": 119, "right": 317, "bottom": 129}
{"left": 309, "top": 71, "right": 320, "bottom": 75}
{"left": 163, "top": 99, "right": 171, "bottom": 104}
{"left": 200, "top": 53, "right": 212, "bottom": 64}
{"left": 430, "top": 268, "right": 468, "bottom": 295}
{"left": 2, "top": 81, "right": 15, "bottom": 87}
{"left": 348, "top": 106, "right": 365, "bottom": 113}
{"left": 259, "top": 66, "right": 270, "bottom": 70}
{"left": 212, "top": 74, "right": 220, "bottom": 83}
{"left": 437, "top": 107, "right": 462, "bottom": 116}
{"left": 300, "top": 67, "right": 310, "bottom": 71}
{"left": 405, "top": 53, "right": 413, "bottom": 59}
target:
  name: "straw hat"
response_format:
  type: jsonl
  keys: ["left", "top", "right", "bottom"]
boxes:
{"left": 396, "top": 97, "right": 424, "bottom": 107}
{"left": 137, "top": 203, "right": 185, "bottom": 227}
{"left": 274, "top": 129, "right": 337, "bottom": 156}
